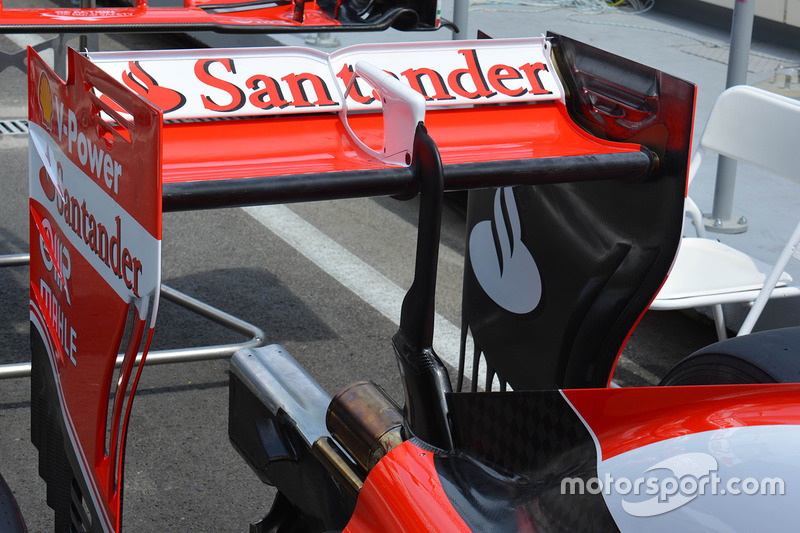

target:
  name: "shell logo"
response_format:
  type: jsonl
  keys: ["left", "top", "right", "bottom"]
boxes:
{"left": 38, "top": 73, "right": 54, "bottom": 129}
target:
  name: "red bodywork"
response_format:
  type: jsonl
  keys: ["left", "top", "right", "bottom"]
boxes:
{"left": 345, "top": 384, "right": 800, "bottom": 532}
{"left": 159, "top": 104, "right": 640, "bottom": 183}
{"left": 344, "top": 441, "right": 472, "bottom": 533}
{"left": 564, "top": 384, "right": 800, "bottom": 460}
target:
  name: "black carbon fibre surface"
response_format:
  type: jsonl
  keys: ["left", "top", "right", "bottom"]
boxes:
{"left": 439, "top": 391, "right": 619, "bottom": 532}
{"left": 30, "top": 327, "right": 97, "bottom": 533}
{"left": 461, "top": 34, "right": 695, "bottom": 391}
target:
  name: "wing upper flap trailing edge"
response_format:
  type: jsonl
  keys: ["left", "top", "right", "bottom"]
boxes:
{"left": 28, "top": 47, "right": 162, "bottom": 532}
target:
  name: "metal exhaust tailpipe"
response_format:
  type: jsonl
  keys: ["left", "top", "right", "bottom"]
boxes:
{"left": 229, "top": 345, "right": 365, "bottom": 497}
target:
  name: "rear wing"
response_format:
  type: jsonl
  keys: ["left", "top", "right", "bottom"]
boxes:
{"left": 28, "top": 36, "right": 692, "bottom": 531}
{"left": 81, "top": 38, "right": 652, "bottom": 208}
{"left": 0, "top": 0, "right": 440, "bottom": 34}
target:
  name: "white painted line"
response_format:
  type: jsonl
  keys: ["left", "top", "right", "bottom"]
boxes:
{"left": 615, "top": 356, "right": 661, "bottom": 385}
{"left": 243, "top": 204, "right": 484, "bottom": 386}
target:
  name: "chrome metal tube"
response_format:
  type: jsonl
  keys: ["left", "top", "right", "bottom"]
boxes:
{"left": 0, "top": 253, "right": 29, "bottom": 267}
{"left": 0, "top": 284, "right": 265, "bottom": 379}
{"left": 327, "top": 381, "right": 404, "bottom": 473}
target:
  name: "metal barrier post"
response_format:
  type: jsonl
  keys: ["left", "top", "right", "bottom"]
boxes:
{"left": 706, "top": 0, "right": 754, "bottom": 234}
{"left": 452, "top": 0, "right": 469, "bottom": 39}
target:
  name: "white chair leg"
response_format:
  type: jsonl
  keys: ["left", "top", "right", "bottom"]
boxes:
{"left": 712, "top": 304, "right": 727, "bottom": 340}
{"left": 738, "top": 221, "right": 800, "bottom": 337}
{"left": 685, "top": 196, "right": 706, "bottom": 238}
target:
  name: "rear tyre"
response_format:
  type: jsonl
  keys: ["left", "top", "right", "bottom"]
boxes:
{"left": 660, "top": 353, "right": 777, "bottom": 385}
{"left": 660, "top": 326, "right": 800, "bottom": 386}
{"left": 0, "top": 472, "right": 27, "bottom": 533}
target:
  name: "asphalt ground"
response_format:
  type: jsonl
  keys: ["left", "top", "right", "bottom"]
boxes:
{"left": 0, "top": 7, "right": 723, "bottom": 532}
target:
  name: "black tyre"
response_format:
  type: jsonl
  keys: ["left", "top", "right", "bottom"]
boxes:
{"left": 660, "top": 326, "right": 800, "bottom": 386}
{"left": 0, "top": 471, "right": 27, "bottom": 533}
{"left": 660, "top": 353, "right": 778, "bottom": 385}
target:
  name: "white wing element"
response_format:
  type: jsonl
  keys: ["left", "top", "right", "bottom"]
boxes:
{"left": 468, "top": 187, "right": 542, "bottom": 314}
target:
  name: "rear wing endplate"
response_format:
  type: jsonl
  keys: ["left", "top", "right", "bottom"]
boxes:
{"left": 29, "top": 47, "right": 162, "bottom": 532}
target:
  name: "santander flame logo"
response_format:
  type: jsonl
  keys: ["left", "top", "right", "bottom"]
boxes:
{"left": 469, "top": 187, "right": 542, "bottom": 314}
{"left": 101, "top": 61, "right": 186, "bottom": 114}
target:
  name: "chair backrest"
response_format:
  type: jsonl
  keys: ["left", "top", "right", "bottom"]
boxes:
{"left": 700, "top": 85, "right": 800, "bottom": 184}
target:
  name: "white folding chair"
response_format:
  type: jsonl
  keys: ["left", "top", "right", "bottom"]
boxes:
{"left": 651, "top": 85, "right": 800, "bottom": 340}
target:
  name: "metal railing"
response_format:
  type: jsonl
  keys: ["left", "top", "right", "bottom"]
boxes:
{"left": 0, "top": 254, "right": 266, "bottom": 380}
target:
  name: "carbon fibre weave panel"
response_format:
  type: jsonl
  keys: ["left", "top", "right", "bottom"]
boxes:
{"left": 441, "top": 391, "right": 618, "bottom": 532}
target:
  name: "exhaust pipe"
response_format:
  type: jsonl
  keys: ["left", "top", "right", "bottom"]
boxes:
{"left": 229, "top": 346, "right": 406, "bottom": 515}
{"left": 326, "top": 381, "right": 404, "bottom": 473}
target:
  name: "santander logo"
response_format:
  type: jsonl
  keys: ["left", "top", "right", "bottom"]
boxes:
{"left": 123, "top": 61, "right": 186, "bottom": 113}
{"left": 89, "top": 38, "right": 563, "bottom": 121}
{"left": 469, "top": 187, "right": 541, "bottom": 314}
{"left": 101, "top": 61, "right": 187, "bottom": 115}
